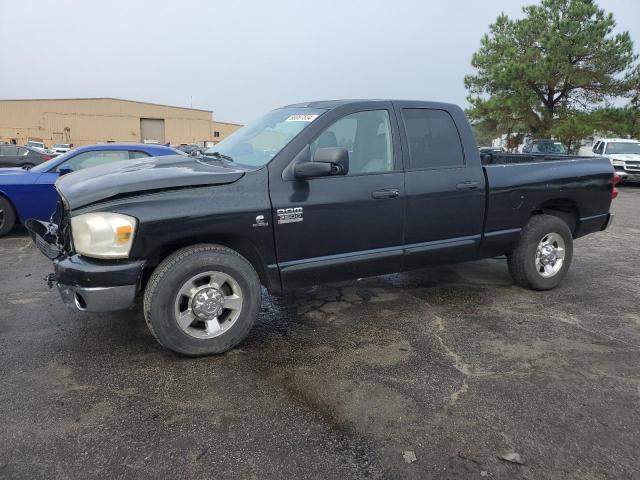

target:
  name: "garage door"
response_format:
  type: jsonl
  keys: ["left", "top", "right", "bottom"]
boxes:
{"left": 140, "top": 118, "right": 165, "bottom": 143}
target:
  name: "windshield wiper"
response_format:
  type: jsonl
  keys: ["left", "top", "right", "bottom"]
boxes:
{"left": 205, "top": 151, "right": 234, "bottom": 162}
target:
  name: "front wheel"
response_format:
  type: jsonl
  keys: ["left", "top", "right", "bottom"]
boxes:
{"left": 507, "top": 214, "right": 574, "bottom": 290}
{"left": 143, "top": 244, "right": 261, "bottom": 356}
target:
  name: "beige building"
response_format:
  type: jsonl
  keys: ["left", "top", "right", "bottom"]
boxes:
{"left": 0, "top": 98, "right": 242, "bottom": 147}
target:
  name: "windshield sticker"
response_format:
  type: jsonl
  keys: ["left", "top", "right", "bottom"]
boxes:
{"left": 285, "top": 114, "right": 319, "bottom": 122}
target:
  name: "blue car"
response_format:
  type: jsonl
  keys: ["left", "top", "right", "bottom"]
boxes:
{"left": 0, "top": 143, "right": 182, "bottom": 237}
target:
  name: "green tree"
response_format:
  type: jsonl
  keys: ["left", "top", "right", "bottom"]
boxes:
{"left": 465, "top": 0, "right": 638, "bottom": 143}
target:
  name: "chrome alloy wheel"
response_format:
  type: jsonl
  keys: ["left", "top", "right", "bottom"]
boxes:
{"left": 174, "top": 271, "right": 243, "bottom": 339}
{"left": 535, "top": 232, "right": 565, "bottom": 278}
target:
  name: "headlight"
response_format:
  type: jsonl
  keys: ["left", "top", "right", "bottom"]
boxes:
{"left": 611, "top": 159, "right": 625, "bottom": 166}
{"left": 71, "top": 212, "right": 137, "bottom": 259}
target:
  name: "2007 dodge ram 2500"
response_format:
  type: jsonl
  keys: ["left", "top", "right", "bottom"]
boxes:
{"left": 27, "top": 100, "right": 618, "bottom": 356}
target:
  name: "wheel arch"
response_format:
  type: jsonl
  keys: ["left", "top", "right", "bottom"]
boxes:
{"left": 530, "top": 198, "right": 579, "bottom": 236}
{"left": 142, "top": 234, "right": 277, "bottom": 293}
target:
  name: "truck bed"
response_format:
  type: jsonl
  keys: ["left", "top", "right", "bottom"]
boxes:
{"left": 481, "top": 152, "right": 597, "bottom": 165}
{"left": 479, "top": 155, "right": 614, "bottom": 257}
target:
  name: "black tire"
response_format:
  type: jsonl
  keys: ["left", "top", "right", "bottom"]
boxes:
{"left": 507, "top": 214, "right": 573, "bottom": 290}
{"left": 0, "top": 196, "right": 16, "bottom": 238}
{"left": 21, "top": 163, "right": 35, "bottom": 170}
{"left": 143, "top": 244, "right": 261, "bottom": 356}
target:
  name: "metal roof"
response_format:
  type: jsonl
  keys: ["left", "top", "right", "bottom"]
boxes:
{"left": 0, "top": 97, "right": 212, "bottom": 113}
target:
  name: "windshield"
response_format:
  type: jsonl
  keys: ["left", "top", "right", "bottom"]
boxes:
{"left": 605, "top": 142, "right": 640, "bottom": 155}
{"left": 531, "top": 141, "right": 567, "bottom": 154}
{"left": 204, "top": 107, "right": 326, "bottom": 167}
{"left": 30, "top": 148, "right": 77, "bottom": 172}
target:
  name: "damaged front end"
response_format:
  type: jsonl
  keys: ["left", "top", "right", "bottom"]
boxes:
{"left": 25, "top": 200, "right": 70, "bottom": 261}
{"left": 25, "top": 199, "right": 144, "bottom": 312}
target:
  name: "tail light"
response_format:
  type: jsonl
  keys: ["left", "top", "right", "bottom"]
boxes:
{"left": 42, "top": 155, "right": 54, "bottom": 161}
{"left": 612, "top": 172, "right": 621, "bottom": 199}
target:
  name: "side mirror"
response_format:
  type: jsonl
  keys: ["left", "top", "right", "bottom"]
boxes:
{"left": 58, "top": 166, "right": 73, "bottom": 176}
{"left": 293, "top": 147, "right": 349, "bottom": 179}
{"left": 479, "top": 152, "right": 493, "bottom": 164}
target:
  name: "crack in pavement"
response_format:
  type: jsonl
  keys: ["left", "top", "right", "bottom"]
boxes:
{"left": 536, "top": 312, "right": 640, "bottom": 350}
{"left": 426, "top": 302, "right": 494, "bottom": 412}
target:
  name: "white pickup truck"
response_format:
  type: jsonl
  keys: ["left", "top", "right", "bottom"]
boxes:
{"left": 582, "top": 138, "right": 640, "bottom": 182}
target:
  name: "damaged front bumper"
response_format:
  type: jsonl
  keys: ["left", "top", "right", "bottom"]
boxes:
{"left": 26, "top": 218, "right": 145, "bottom": 312}
{"left": 57, "top": 283, "right": 138, "bottom": 312}
{"left": 54, "top": 254, "right": 145, "bottom": 311}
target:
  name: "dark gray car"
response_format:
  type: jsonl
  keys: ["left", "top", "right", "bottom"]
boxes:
{"left": 0, "top": 145, "right": 51, "bottom": 169}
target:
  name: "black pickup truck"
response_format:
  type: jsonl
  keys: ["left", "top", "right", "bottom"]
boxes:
{"left": 27, "top": 100, "right": 617, "bottom": 356}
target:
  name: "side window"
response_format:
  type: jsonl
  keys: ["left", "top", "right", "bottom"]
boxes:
{"left": 310, "top": 110, "right": 394, "bottom": 175}
{"left": 16, "top": 147, "right": 29, "bottom": 156}
{"left": 592, "top": 141, "right": 600, "bottom": 153}
{"left": 58, "top": 150, "right": 130, "bottom": 172}
{"left": 402, "top": 108, "right": 465, "bottom": 169}
{"left": 129, "top": 151, "right": 150, "bottom": 159}
{"left": 1, "top": 145, "right": 18, "bottom": 156}
{"left": 595, "top": 142, "right": 605, "bottom": 154}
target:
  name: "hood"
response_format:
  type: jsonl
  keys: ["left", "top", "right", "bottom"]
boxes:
{"left": 55, "top": 154, "right": 246, "bottom": 209}
{"left": 0, "top": 167, "right": 41, "bottom": 185}
{"left": 604, "top": 153, "right": 640, "bottom": 160}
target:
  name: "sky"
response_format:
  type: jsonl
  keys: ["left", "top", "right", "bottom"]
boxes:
{"left": 1, "top": 0, "right": 639, "bottom": 124}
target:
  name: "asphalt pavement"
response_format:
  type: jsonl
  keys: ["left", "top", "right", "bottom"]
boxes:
{"left": 1, "top": 185, "right": 639, "bottom": 479}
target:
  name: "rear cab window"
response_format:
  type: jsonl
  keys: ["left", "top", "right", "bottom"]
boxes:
{"left": 594, "top": 142, "right": 605, "bottom": 155}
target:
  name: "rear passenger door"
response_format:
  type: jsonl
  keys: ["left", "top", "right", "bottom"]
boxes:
{"left": 394, "top": 103, "right": 486, "bottom": 268}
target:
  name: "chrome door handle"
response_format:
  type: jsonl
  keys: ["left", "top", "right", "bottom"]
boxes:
{"left": 456, "top": 181, "right": 479, "bottom": 191}
{"left": 371, "top": 188, "right": 400, "bottom": 199}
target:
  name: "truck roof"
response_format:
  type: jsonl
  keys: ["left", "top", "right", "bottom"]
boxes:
{"left": 283, "top": 99, "right": 459, "bottom": 110}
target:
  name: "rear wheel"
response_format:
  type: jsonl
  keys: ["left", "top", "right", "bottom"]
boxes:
{"left": 0, "top": 196, "right": 16, "bottom": 237}
{"left": 143, "top": 244, "right": 261, "bottom": 356}
{"left": 21, "top": 163, "right": 35, "bottom": 170}
{"left": 507, "top": 214, "right": 573, "bottom": 290}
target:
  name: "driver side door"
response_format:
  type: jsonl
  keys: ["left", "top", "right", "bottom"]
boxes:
{"left": 269, "top": 105, "right": 405, "bottom": 288}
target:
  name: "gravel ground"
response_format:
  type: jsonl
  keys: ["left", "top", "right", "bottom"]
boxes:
{"left": 1, "top": 185, "right": 639, "bottom": 480}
